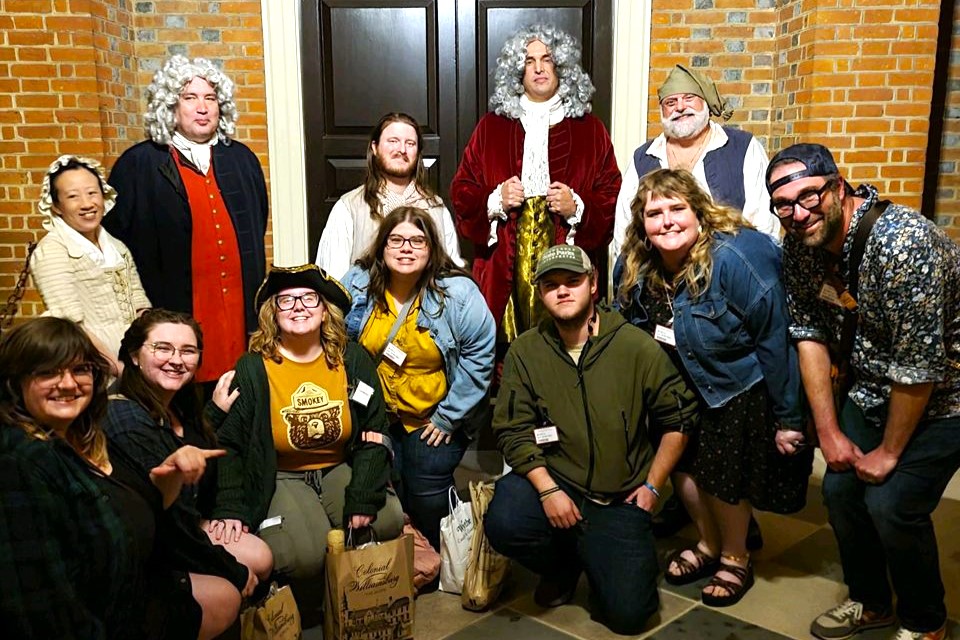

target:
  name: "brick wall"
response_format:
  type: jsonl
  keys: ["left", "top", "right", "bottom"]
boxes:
{"left": 0, "top": 0, "right": 269, "bottom": 322}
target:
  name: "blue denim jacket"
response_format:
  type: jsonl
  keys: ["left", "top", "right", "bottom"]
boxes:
{"left": 340, "top": 266, "right": 496, "bottom": 437}
{"left": 614, "top": 229, "right": 804, "bottom": 427}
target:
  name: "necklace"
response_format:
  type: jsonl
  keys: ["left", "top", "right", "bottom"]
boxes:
{"left": 667, "top": 128, "right": 711, "bottom": 171}
{"left": 663, "top": 282, "right": 675, "bottom": 325}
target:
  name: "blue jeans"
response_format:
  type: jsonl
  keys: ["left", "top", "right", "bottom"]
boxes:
{"left": 391, "top": 424, "right": 467, "bottom": 551}
{"left": 484, "top": 472, "right": 659, "bottom": 635}
{"left": 822, "top": 400, "right": 960, "bottom": 632}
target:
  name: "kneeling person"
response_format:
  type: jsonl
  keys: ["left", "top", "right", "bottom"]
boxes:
{"left": 484, "top": 245, "right": 699, "bottom": 635}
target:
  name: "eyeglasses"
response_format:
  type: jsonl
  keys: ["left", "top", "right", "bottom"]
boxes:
{"left": 770, "top": 179, "right": 836, "bottom": 220}
{"left": 146, "top": 341, "right": 201, "bottom": 362}
{"left": 32, "top": 363, "right": 95, "bottom": 386}
{"left": 386, "top": 234, "right": 427, "bottom": 250}
{"left": 275, "top": 292, "right": 321, "bottom": 311}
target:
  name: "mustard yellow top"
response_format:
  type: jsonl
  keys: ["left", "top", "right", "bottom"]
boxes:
{"left": 265, "top": 354, "right": 352, "bottom": 470}
{"left": 359, "top": 293, "right": 447, "bottom": 432}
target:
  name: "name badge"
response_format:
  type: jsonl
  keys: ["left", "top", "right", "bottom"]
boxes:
{"left": 534, "top": 425, "right": 559, "bottom": 445}
{"left": 258, "top": 515, "right": 283, "bottom": 532}
{"left": 818, "top": 282, "right": 842, "bottom": 305}
{"left": 654, "top": 324, "right": 676, "bottom": 347}
{"left": 383, "top": 341, "right": 407, "bottom": 366}
{"left": 350, "top": 380, "right": 374, "bottom": 406}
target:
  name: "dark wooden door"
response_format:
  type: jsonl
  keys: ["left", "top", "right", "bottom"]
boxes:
{"left": 301, "top": 0, "right": 613, "bottom": 255}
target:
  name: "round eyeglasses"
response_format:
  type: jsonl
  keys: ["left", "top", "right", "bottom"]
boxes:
{"left": 32, "top": 363, "right": 95, "bottom": 386}
{"left": 770, "top": 179, "right": 835, "bottom": 220}
{"left": 146, "top": 341, "right": 201, "bottom": 362}
{"left": 275, "top": 292, "right": 321, "bottom": 311}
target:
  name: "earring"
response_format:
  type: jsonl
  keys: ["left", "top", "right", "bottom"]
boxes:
{"left": 697, "top": 223, "right": 703, "bottom": 234}
{"left": 642, "top": 236, "right": 652, "bottom": 251}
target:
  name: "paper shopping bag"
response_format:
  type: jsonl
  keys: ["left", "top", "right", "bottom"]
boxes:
{"left": 460, "top": 481, "right": 510, "bottom": 611}
{"left": 240, "top": 582, "right": 302, "bottom": 640}
{"left": 439, "top": 486, "right": 474, "bottom": 594}
{"left": 324, "top": 532, "right": 415, "bottom": 640}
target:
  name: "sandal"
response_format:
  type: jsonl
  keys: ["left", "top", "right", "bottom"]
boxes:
{"left": 664, "top": 544, "right": 720, "bottom": 585}
{"left": 700, "top": 555, "right": 754, "bottom": 607}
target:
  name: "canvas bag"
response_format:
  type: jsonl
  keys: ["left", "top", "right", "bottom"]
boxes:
{"left": 439, "top": 486, "right": 474, "bottom": 594}
{"left": 324, "top": 532, "right": 416, "bottom": 640}
{"left": 460, "top": 481, "right": 510, "bottom": 611}
{"left": 240, "top": 582, "right": 302, "bottom": 640}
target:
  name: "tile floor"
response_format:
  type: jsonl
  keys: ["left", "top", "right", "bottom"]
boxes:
{"left": 305, "top": 454, "right": 960, "bottom": 639}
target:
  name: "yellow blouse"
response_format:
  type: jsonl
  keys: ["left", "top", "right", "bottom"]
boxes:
{"left": 359, "top": 293, "right": 447, "bottom": 432}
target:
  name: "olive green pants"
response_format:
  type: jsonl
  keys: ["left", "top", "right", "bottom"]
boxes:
{"left": 258, "top": 463, "right": 404, "bottom": 580}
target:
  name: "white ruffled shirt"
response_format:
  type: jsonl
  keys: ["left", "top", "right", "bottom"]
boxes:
{"left": 485, "top": 94, "right": 584, "bottom": 247}
{"left": 171, "top": 131, "right": 219, "bottom": 175}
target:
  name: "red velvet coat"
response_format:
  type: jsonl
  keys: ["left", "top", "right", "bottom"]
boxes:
{"left": 450, "top": 112, "right": 621, "bottom": 326}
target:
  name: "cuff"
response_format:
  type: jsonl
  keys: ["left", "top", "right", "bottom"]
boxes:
{"left": 487, "top": 186, "right": 507, "bottom": 221}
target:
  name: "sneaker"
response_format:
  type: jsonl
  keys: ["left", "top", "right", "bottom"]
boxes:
{"left": 533, "top": 573, "right": 578, "bottom": 608}
{"left": 810, "top": 599, "right": 895, "bottom": 640}
{"left": 891, "top": 623, "right": 948, "bottom": 640}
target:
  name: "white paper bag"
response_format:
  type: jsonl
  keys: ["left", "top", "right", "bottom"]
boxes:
{"left": 438, "top": 486, "right": 474, "bottom": 594}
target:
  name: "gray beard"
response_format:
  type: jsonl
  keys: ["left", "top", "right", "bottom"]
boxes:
{"left": 661, "top": 106, "right": 710, "bottom": 140}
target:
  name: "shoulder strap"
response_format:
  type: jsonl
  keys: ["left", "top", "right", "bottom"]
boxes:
{"left": 838, "top": 199, "right": 890, "bottom": 362}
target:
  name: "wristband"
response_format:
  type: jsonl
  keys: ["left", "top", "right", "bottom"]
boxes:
{"left": 642, "top": 482, "right": 661, "bottom": 499}
{"left": 538, "top": 486, "right": 561, "bottom": 502}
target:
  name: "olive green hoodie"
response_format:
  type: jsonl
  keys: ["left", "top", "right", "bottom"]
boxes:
{"left": 494, "top": 308, "right": 699, "bottom": 499}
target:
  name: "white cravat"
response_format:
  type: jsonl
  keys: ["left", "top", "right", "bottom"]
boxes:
{"left": 171, "top": 131, "right": 218, "bottom": 175}
{"left": 379, "top": 181, "right": 421, "bottom": 216}
{"left": 519, "top": 93, "right": 564, "bottom": 197}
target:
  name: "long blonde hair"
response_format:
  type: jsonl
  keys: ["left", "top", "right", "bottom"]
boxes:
{"left": 618, "top": 169, "right": 747, "bottom": 302}
{"left": 248, "top": 295, "right": 348, "bottom": 368}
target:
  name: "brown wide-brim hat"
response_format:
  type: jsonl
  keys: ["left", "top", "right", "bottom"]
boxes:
{"left": 254, "top": 263, "right": 352, "bottom": 314}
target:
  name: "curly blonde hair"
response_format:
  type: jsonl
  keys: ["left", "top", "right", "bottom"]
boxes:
{"left": 248, "top": 295, "right": 348, "bottom": 369}
{"left": 618, "top": 169, "right": 747, "bottom": 302}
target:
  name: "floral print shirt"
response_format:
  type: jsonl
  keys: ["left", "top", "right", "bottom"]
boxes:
{"left": 783, "top": 184, "right": 960, "bottom": 419}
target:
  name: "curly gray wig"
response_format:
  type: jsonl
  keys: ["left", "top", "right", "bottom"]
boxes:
{"left": 144, "top": 55, "right": 238, "bottom": 145}
{"left": 489, "top": 24, "right": 594, "bottom": 120}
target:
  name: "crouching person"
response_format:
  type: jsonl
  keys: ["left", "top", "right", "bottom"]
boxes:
{"left": 484, "top": 245, "right": 699, "bottom": 635}
{"left": 208, "top": 264, "right": 404, "bottom": 580}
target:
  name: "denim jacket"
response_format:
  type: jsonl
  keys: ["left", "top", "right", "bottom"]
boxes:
{"left": 614, "top": 229, "right": 804, "bottom": 428}
{"left": 341, "top": 266, "right": 496, "bottom": 437}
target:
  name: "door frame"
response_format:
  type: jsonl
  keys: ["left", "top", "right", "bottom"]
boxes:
{"left": 260, "top": 0, "right": 651, "bottom": 265}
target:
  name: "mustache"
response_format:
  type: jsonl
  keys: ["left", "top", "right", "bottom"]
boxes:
{"left": 669, "top": 108, "right": 698, "bottom": 121}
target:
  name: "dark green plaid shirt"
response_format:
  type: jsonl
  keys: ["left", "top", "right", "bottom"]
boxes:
{"left": 0, "top": 426, "right": 134, "bottom": 639}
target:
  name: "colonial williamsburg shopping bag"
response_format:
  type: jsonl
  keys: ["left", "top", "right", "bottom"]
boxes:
{"left": 241, "top": 582, "right": 302, "bottom": 640}
{"left": 324, "top": 533, "right": 416, "bottom": 640}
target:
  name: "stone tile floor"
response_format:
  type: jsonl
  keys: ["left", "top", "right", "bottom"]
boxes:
{"left": 302, "top": 457, "right": 960, "bottom": 639}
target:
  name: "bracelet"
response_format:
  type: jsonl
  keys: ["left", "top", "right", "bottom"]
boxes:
{"left": 538, "top": 486, "right": 561, "bottom": 502}
{"left": 642, "top": 482, "right": 661, "bottom": 499}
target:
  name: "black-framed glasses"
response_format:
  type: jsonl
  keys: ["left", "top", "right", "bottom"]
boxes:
{"left": 386, "top": 234, "right": 427, "bottom": 250}
{"left": 770, "top": 179, "right": 836, "bottom": 220}
{"left": 146, "top": 341, "right": 201, "bottom": 362}
{"left": 33, "top": 363, "right": 95, "bottom": 386}
{"left": 275, "top": 292, "right": 321, "bottom": 311}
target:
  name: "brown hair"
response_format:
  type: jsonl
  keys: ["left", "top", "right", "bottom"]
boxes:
{"left": 117, "top": 308, "right": 215, "bottom": 444}
{"left": 363, "top": 113, "right": 440, "bottom": 219}
{"left": 0, "top": 317, "right": 112, "bottom": 467}
{"left": 618, "top": 169, "right": 747, "bottom": 302}
{"left": 356, "top": 206, "right": 470, "bottom": 314}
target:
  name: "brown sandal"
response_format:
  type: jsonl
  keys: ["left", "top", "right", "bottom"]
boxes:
{"left": 700, "top": 556, "right": 754, "bottom": 607}
{"left": 664, "top": 545, "right": 720, "bottom": 585}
